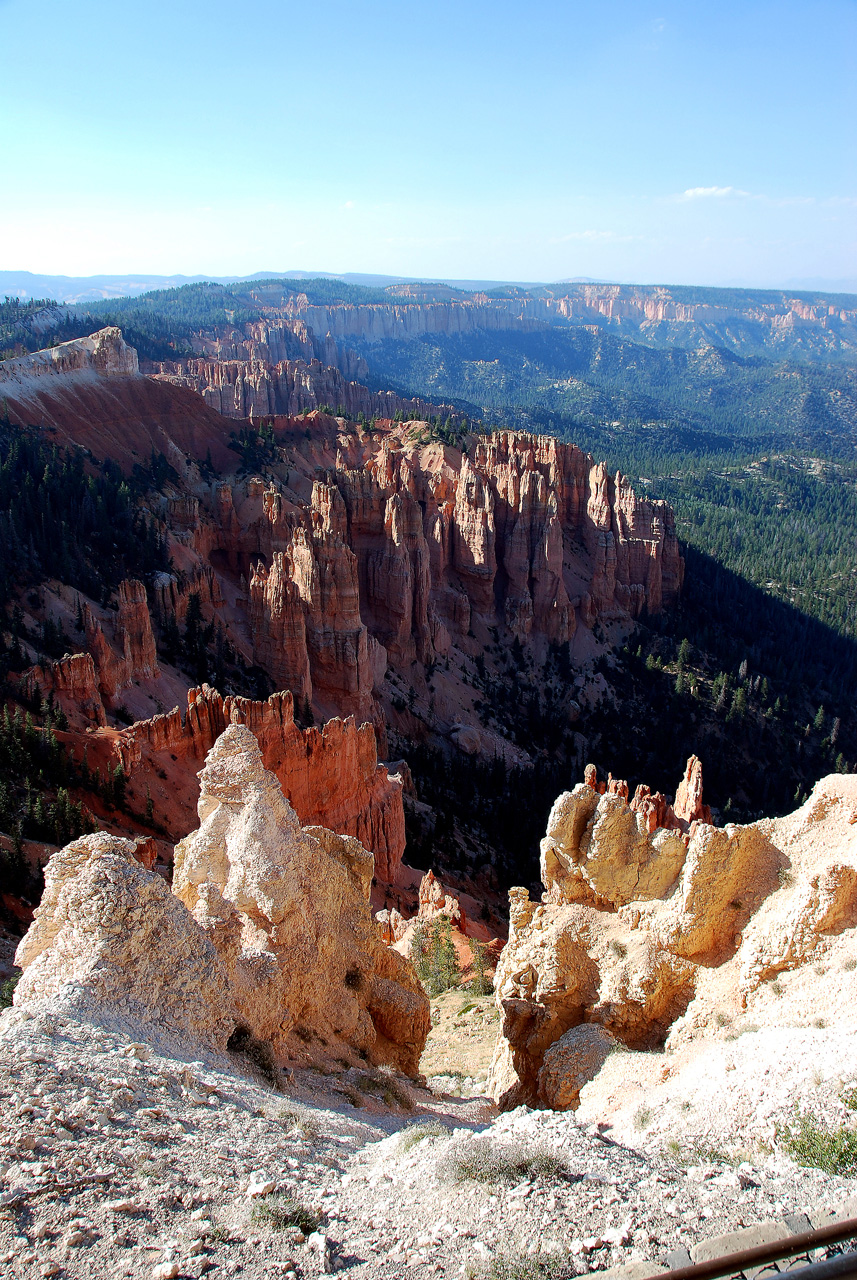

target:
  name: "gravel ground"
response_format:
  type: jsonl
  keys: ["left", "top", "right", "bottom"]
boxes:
{"left": 1, "top": 1007, "right": 856, "bottom": 1280}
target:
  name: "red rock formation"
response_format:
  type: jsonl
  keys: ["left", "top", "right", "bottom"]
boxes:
{"left": 630, "top": 784, "right": 671, "bottom": 835}
{"left": 0, "top": 330, "right": 236, "bottom": 474}
{"left": 83, "top": 579, "right": 159, "bottom": 701}
{"left": 584, "top": 764, "right": 606, "bottom": 794}
{"left": 606, "top": 774, "right": 629, "bottom": 800}
{"left": 673, "top": 754, "right": 712, "bottom": 826}
{"left": 245, "top": 488, "right": 380, "bottom": 722}
{"left": 115, "top": 686, "right": 405, "bottom": 881}
{"left": 24, "top": 653, "right": 106, "bottom": 728}
{"left": 582, "top": 755, "right": 713, "bottom": 838}
{"left": 151, "top": 563, "right": 224, "bottom": 625}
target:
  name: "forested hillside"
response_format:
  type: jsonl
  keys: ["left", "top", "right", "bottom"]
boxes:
{"left": 362, "top": 328, "right": 857, "bottom": 457}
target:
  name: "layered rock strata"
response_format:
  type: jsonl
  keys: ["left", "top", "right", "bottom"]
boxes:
{"left": 487, "top": 763, "right": 857, "bottom": 1110}
{"left": 276, "top": 285, "right": 857, "bottom": 356}
{"left": 14, "top": 727, "right": 430, "bottom": 1073}
{"left": 150, "top": 354, "right": 444, "bottom": 423}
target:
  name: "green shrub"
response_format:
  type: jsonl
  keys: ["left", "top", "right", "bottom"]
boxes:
{"left": 0, "top": 972, "right": 19, "bottom": 1009}
{"left": 469, "top": 940, "right": 493, "bottom": 996}
{"left": 470, "top": 1250, "right": 577, "bottom": 1280}
{"left": 779, "top": 1111, "right": 857, "bottom": 1176}
{"left": 250, "top": 1194, "right": 320, "bottom": 1234}
{"left": 634, "top": 1105, "right": 653, "bottom": 1130}
{"left": 352, "top": 1069, "right": 413, "bottom": 1111}
{"left": 441, "top": 1135, "right": 567, "bottom": 1185}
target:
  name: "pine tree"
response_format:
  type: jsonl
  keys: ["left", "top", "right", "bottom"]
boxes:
{"left": 469, "top": 940, "right": 493, "bottom": 996}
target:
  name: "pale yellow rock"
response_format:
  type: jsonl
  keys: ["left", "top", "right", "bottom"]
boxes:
{"left": 489, "top": 773, "right": 857, "bottom": 1111}
{"left": 538, "top": 1023, "right": 618, "bottom": 1111}
{"left": 14, "top": 832, "right": 233, "bottom": 1053}
{"left": 738, "top": 777, "right": 857, "bottom": 991}
{"left": 541, "top": 785, "right": 686, "bottom": 907}
{"left": 635, "top": 822, "right": 783, "bottom": 963}
{"left": 173, "top": 724, "right": 430, "bottom": 1074}
{"left": 487, "top": 888, "right": 695, "bottom": 1107}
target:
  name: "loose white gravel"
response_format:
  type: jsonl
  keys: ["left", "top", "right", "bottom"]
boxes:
{"left": 1, "top": 1007, "right": 855, "bottom": 1279}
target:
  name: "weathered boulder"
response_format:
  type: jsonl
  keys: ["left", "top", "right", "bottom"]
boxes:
{"left": 538, "top": 1024, "right": 618, "bottom": 1111}
{"left": 13, "top": 832, "right": 233, "bottom": 1053}
{"left": 172, "top": 725, "right": 430, "bottom": 1074}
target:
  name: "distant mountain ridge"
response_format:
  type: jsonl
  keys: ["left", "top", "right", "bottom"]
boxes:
{"left": 3, "top": 268, "right": 855, "bottom": 307}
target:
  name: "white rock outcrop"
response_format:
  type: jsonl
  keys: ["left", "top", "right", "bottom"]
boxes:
{"left": 14, "top": 725, "right": 431, "bottom": 1075}
{"left": 14, "top": 832, "right": 233, "bottom": 1053}
{"left": 172, "top": 724, "right": 430, "bottom": 1074}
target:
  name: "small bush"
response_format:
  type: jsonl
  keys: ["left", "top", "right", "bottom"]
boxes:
{"left": 353, "top": 1070, "right": 413, "bottom": 1111}
{"left": 779, "top": 1111, "right": 857, "bottom": 1176}
{"left": 227, "top": 1026, "right": 279, "bottom": 1089}
{"left": 250, "top": 1194, "right": 320, "bottom": 1234}
{"left": 634, "top": 1105, "right": 653, "bottom": 1130}
{"left": 666, "top": 1136, "right": 729, "bottom": 1166}
{"left": 275, "top": 1105, "right": 320, "bottom": 1140}
{"left": 0, "top": 972, "right": 20, "bottom": 1010}
{"left": 470, "top": 1249, "right": 578, "bottom": 1280}
{"left": 398, "top": 1119, "right": 450, "bottom": 1152}
{"left": 441, "top": 1135, "right": 567, "bottom": 1185}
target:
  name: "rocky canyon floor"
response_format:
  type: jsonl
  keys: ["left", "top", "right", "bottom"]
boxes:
{"left": 2, "top": 1005, "right": 856, "bottom": 1280}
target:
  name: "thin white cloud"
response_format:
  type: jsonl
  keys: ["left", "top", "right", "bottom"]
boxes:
{"left": 680, "top": 186, "right": 751, "bottom": 200}
{"left": 552, "top": 230, "right": 639, "bottom": 244}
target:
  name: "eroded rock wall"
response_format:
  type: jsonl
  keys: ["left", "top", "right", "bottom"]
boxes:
{"left": 488, "top": 762, "right": 857, "bottom": 1110}
{"left": 115, "top": 685, "right": 406, "bottom": 881}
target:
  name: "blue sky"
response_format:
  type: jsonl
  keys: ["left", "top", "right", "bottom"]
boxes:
{"left": 1, "top": 0, "right": 855, "bottom": 286}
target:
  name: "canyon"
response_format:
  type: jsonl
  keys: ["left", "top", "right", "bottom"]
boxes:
{"left": 0, "top": 328, "right": 683, "bottom": 890}
{"left": 0, "top": 313, "right": 856, "bottom": 1280}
